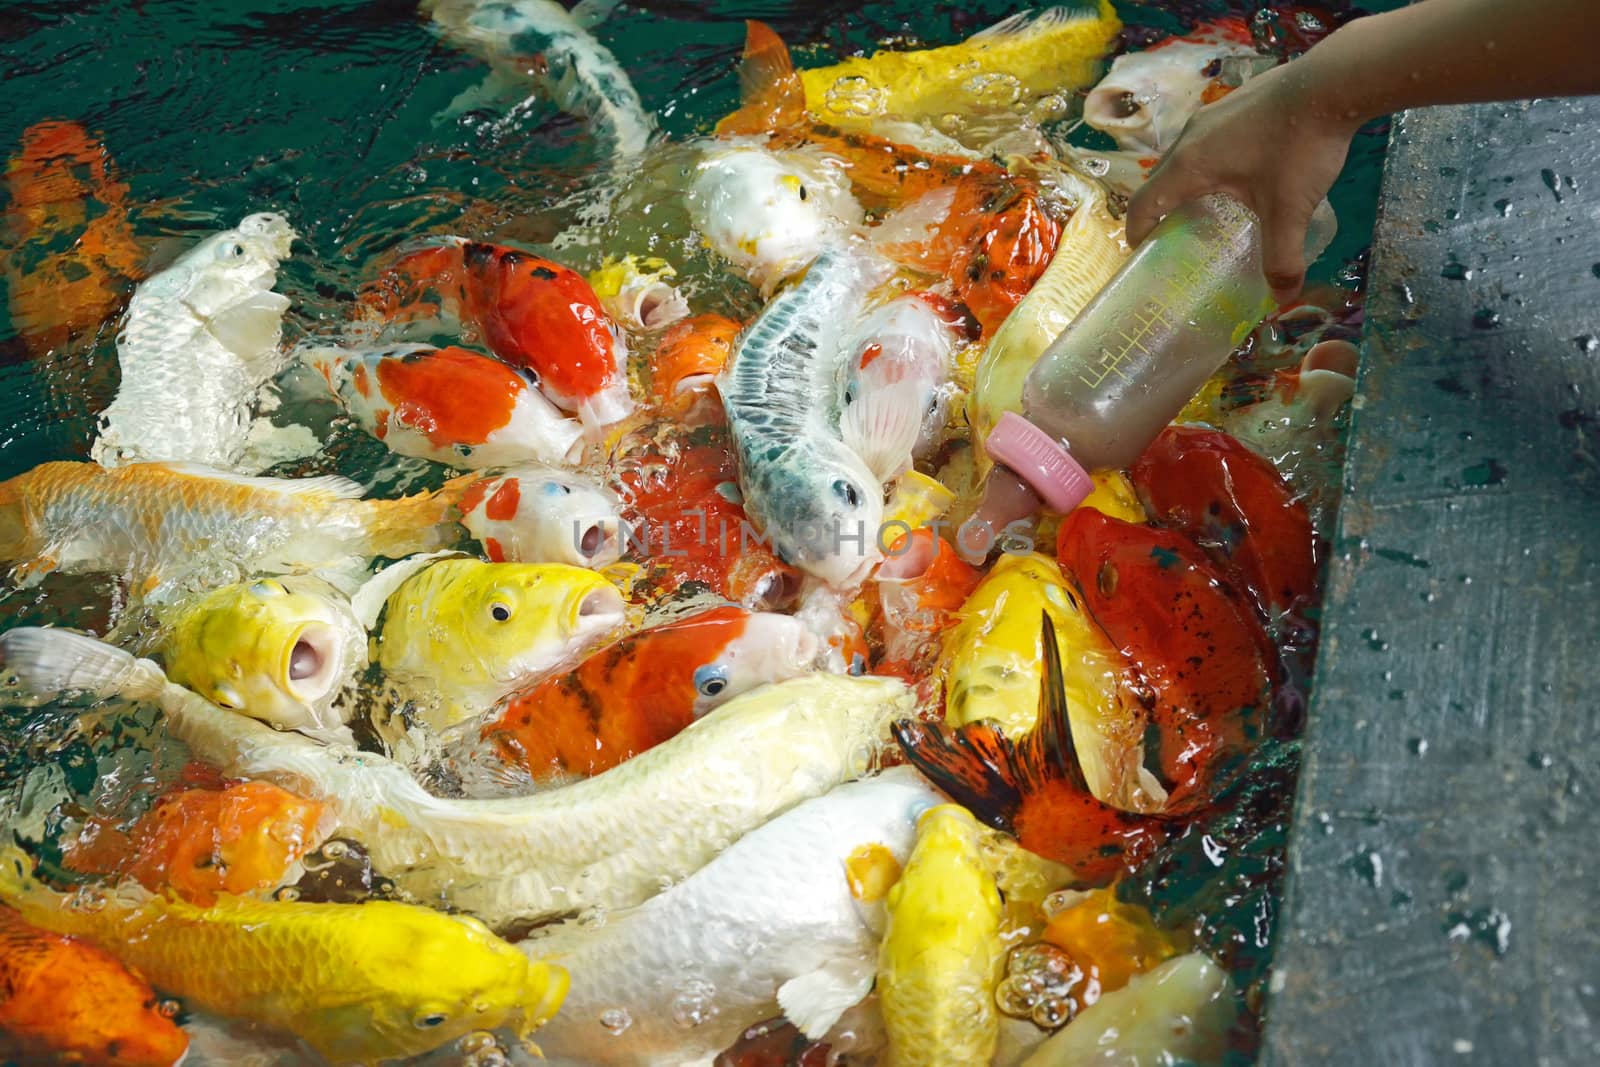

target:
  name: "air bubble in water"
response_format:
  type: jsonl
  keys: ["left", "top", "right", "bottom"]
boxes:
{"left": 601, "top": 1008, "right": 633, "bottom": 1035}
{"left": 671, "top": 978, "right": 718, "bottom": 1028}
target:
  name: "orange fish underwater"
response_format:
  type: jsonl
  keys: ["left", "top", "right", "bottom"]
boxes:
{"left": 870, "top": 527, "right": 983, "bottom": 681}
{"left": 362, "top": 237, "right": 632, "bottom": 433}
{"left": 0, "top": 905, "right": 189, "bottom": 1066}
{"left": 649, "top": 313, "right": 743, "bottom": 418}
{"left": 483, "top": 605, "right": 819, "bottom": 781}
{"left": 65, "top": 780, "right": 326, "bottom": 906}
{"left": 614, "top": 421, "right": 802, "bottom": 611}
{"left": 1, "top": 120, "right": 143, "bottom": 359}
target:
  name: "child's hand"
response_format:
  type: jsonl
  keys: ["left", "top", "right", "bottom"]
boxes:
{"left": 1124, "top": 60, "right": 1358, "bottom": 304}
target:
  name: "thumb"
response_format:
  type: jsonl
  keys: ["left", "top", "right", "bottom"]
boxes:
{"left": 1260, "top": 201, "right": 1314, "bottom": 304}
{"left": 1124, "top": 158, "right": 1212, "bottom": 248}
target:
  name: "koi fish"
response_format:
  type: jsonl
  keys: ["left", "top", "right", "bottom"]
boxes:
{"left": 156, "top": 576, "right": 367, "bottom": 736}
{"left": 937, "top": 552, "right": 1157, "bottom": 813}
{"left": 717, "top": 21, "right": 1009, "bottom": 210}
{"left": 521, "top": 769, "right": 942, "bottom": 1066}
{"left": 0, "top": 461, "right": 457, "bottom": 596}
{"left": 424, "top": 0, "right": 652, "bottom": 159}
{"left": 1084, "top": 18, "right": 1268, "bottom": 154}
{"left": 1018, "top": 953, "right": 1238, "bottom": 1066}
{"left": 362, "top": 237, "right": 633, "bottom": 434}
{"left": 648, "top": 313, "right": 742, "bottom": 416}
{"left": 370, "top": 556, "right": 628, "bottom": 736}
{"left": 0, "top": 905, "right": 188, "bottom": 1067}
{"left": 877, "top": 804, "right": 1005, "bottom": 1067}
{"left": 898, "top": 613, "right": 1173, "bottom": 884}
{"left": 62, "top": 780, "right": 326, "bottom": 907}
{"left": 1130, "top": 424, "right": 1321, "bottom": 624}
{"left": 871, "top": 527, "right": 981, "bottom": 681}
{"left": 483, "top": 605, "right": 819, "bottom": 781}
{"left": 1, "top": 120, "right": 143, "bottom": 359}
{"left": 300, "top": 342, "right": 584, "bottom": 468}
{"left": 587, "top": 254, "right": 689, "bottom": 330}
{"left": 797, "top": 3, "right": 1122, "bottom": 132}
{"left": 838, "top": 292, "right": 964, "bottom": 483}
{"left": 0, "top": 627, "right": 914, "bottom": 929}
{"left": 720, "top": 247, "right": 888, "bottom": 586}
{"left": 686, "top": 143, "right": 864, "bottom": 295}
{"left": 613, "top": 420, "right": 802, "bottom": 611}
{"left": 970, "top": 163, "right": 1127, "bottom": 473}
{"left": 0, "top": 846, "right": 566, "bottom": 1065}
{"left": 1056, "top": 507, "right": 1277, "bottom": 814}
{"left": 92, "top": 213, "right": 296, "bottom": 471}
{"left": 457, "top": 464, "right": 626, "bottom": 567}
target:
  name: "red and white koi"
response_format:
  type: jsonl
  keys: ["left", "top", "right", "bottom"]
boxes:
{"left": 457, "top": 464, "right": 625, "bottom": 568}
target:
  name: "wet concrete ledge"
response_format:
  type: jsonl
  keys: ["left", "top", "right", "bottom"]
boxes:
{"left": 1262, "top": 99, "right": 1600, "bottom": 1065}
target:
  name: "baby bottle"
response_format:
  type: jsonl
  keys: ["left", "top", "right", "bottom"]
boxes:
{"left": 970, "top": 193, "right": 1338, "bottom": 535}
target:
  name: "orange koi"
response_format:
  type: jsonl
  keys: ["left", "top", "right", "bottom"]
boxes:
{"left": 1129, "top": 425, "right": 1320, "bottom": 624}
{"left": 871, "top": 527, "right": 982, "bottom": 679}
{"left": 1039, "top": 888, "right": 1185, "bottom": 1010}
{"left": 362, "top": 237, "right": 632, "bottom": 433}
{"left": 614, "top": 421, "right": 801, "bottom": 611}
{"left": 483, "top": 605, "right": 818, "bottom": 781}
{"left": 0, "top": 905, "right": 188, "bottom": 1067}
{"left": 649, "top": 313, "right": 743, "bottom": 416}
{"left": 1, "top": 120, "right": 143, "bottom": 359}
{"left": 718, "top": 21, "right": 1007, "bottom": 208}
{"left": 64, "top": 780, "right": 326, "bottom": 906}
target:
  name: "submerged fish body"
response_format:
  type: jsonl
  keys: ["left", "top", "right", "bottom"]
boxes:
{"left": 301, "top": 342, "right": 584, "bottom": 468}
{"left": 614, "top": 420, "right": 802, "bottom": 611}
{"left": 425, "top": 0, "right": 652, "bottom": 158}
{"left": 484, "top": 604, "right": 819, "bottom": 780}
{"left": 878, "top": 804, "right": 1005, "bottom": 1067}
{"left": 1084, "top": 18, "right": 1265, "bottom": 154}
{"left": 0, "top": 904, "right": 188, "bottom": 1067}
{"left": 92, "top": 213, "right": 296, "bottom": 470}
{"left": 157, "top": 576, "right": 367, "bottom": 736}
{"left": 373, "top": 557, "right": 629, "bottom": 734}
{"left": 0, "top": 461, "right": 456, "bottom": 594}
{"left": 838, "top": 292, "right": 963, "bottom": 483}
{"left": 719, "top": 247, "right": 887, "bottom": 587}
{"left": 63, "top": 780, "right": 327, "bottom": 907}
{"left": 364, "top": 238, "right": 633, "bottom": 434}
{"left": 524, "top": 769, "right": 942, "bottom": 1066}
{"left": 1, "top": 120, "right": 144, "bottom": 359}
{"left": 0, "top": 846, "right": 565, "bottom": 1065}
{"left": 457, "top": 464, "right": 625, "bottom": 567}
{"left": 0, "top": 628, "right": 913, "bottom": 929}
{"left": 687, "top": 143, "right": 864, "bottom": 294}
{"left": 798, "top": 3, "right": 1122, "bottom": 131}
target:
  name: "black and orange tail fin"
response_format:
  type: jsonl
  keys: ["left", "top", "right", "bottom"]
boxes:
{"left": 894, "top": 613, "right": 1097, "bottom": 831}
{"left": 715, "top": 20, "right": 806, "bottom": 137}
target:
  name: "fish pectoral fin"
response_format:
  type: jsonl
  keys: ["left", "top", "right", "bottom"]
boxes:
{"left": 205, "top": 290, "right": 292, "bottom": 372}
{"left": 840, "top": 378, "right": 926, "bottom": 484}
{"left": 434, "top": 68, "right": 538, "bottom": 126}
{"left": 777, "top": 957, "right": 876, "bottom": 1040}
{"left": 568, "top": 0, "right": 620, "bottom": 29}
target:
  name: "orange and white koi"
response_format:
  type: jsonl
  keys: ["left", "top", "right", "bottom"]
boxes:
{"left": 362, "top": 237, "right": 633, "bottom": 433}
{"left": 63, "top": 780, "right": 327, "bottom": 907}
{"left": 0, "top": 461, "right": 457, "bottom": 594}
{"left": 871, "top": 527, "right": 982, "bottom": 681}
{"left": 456, "top": 464, "right": 625, "bottom": 567}
{"left": 300, "top": 341, "right": 583, "bottom": 468}
{"left": 483, "top": 605, "right": 819, "bottom": 781}
{"left": 1084, "top": 18, "right": 1268, "bottom": 154}
{"left": 0, "top": 120, "right": 143, "bottom": 360}
{"left": 0, "top": 905, "right": 188, "bottom": 1067}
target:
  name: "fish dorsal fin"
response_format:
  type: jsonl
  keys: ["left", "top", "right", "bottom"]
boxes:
{"left": 970, "top": 6, "right": 1101, "bottom": 44}
{"left": 1020, "top": 611, "right": 1094, "bottom": 794}
{"left": 716, "top": 20, "right": 806, "bottom": 136}
{"left": 351, "top": 550, "right": 465, "bottom": 631}
{"left": 156, "top": 463, "right": 367, "bottom": 501}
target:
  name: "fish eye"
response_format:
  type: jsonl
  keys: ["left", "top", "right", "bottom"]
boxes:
{"left": 693, "top": 664, "right": 729, "bottom": 698}
{"left": 490, "top": 601, "right": 513, "bottom": 622}
{"left": 213, "top": 691, "right": 239, "bottom": 710}
{"left": 413, "top": 1012, "right": 448, "bottom": 1029}
{"left": 843, "top": 387, "right": 855, "bottom": 406}
{"left": 797, "top": 184, "right": 808, "bottom": 201}
{"left": 832, "top": 479, "right": 861, "bottom": 508}
{"left": 249, "top": 580, "right": 287, "bottom": 598}
{"left": 227, "top": 242, "right": 246, "bottom": 257}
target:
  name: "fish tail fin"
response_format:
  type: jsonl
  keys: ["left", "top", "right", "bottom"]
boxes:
{"left": 0, "top": 627, "right": 168, "bottom": 706}
{"left": 840, "top": 378, "right": 925, "bottom": 484}
{"left": 895, "top": 613, "right": 1094, "bottom": 828}
{"left": 360, "top": 487, "right": 464, "bottom": 559}
{"left": 716, "top": 20, "right": 806, "bottom": 136}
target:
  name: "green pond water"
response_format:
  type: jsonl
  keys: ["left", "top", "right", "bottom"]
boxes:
{"left": 0, "top": 0, "right": 1400, "bottom": 1063}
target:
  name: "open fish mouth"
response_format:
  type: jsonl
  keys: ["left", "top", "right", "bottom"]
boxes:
{"left": 280, "top": 622, "right": 343, "bottom": 705}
